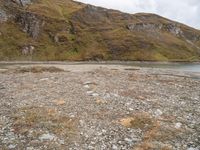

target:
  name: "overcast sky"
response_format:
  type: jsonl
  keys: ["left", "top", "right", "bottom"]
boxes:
{"left": 76, "top": 0, "right": 200, "bottom": 29}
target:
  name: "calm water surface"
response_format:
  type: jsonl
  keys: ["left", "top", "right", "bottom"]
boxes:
{"left": 125, "top": 62, "right": 200, "bottom": 73}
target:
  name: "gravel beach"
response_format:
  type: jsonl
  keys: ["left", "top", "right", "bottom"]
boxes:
{"left": 0, "top": 63, "right": 200, "bottom": 150}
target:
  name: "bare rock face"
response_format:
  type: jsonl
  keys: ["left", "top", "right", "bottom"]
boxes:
{"left": 164, "top": 23, "right": 183, "bottom": 36}
{"left": 127, "top": 23, "right": 163, "bottom": 31}
{"left": 127, "top": 23, "right": 183, "bottom": 37}
{"left": 21, "top": 45, "right": 35, "bottom": 55}
{"left": 0, "top": 10, "right": 8, "bottom": 23}
{"left": 14, "top": 0, "right": 32, "bottom": 6}
{"left": 16, "top": 12, "right": 43, "bottom": 39}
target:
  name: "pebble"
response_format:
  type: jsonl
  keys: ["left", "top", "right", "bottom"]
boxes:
{"left": 154, "top": 109, "right": 163, "bottom": 117}
{"left": 87, "top": 91, "right": 99, "bottom": 97}
{"left": 39, "top": 78, "right": 49, "bottom": 81}
{"left": 8, "top": 144, "right": 16, "bottom": 149}
{"left": 87, "top": 91, "right": 94, "bottom": 95}
{"left": 175, "top": 122, "right": 182, "bottom": 129}
{"left": 39, "top": 133, "right": 56, "bottom": 141}
{"left": 83, "top": 81, "right": 93, "bottom": 85}
{"left": 124, "top": 138, "right": 133, "bottom": 144}
{"left": 112, "top": 145, "right": 118, "bottom": 150}
{"left": 88, "top": 145, "right": 95, "bottom": 149}
{"left": 84, "top": 85, "right": 90, "bottom": 88}
{"left": 92, "top": 93, "right": 99, "bottom": 97}
{"left": 187, "top": 148, "right": 198, "bottom": 150}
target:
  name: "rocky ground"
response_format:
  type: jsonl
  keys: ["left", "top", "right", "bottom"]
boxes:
{"left": 0, "top": 63, "right": 200, "bottom": 150}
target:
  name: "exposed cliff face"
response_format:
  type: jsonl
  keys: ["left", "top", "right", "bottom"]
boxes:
{"left": 12, "top": 0, "right": 33, "bottom": 6}
{"left": 0, "top": 10, "right": 8, "bottom": 22}
{"left": 16, "top": 12, "right": 42, "bottom": 39}
{"left": 127, "top": 23, "right": 183, "bottom": 36}
{"left": 0, "top": 0, "right": 200, "bottom": 61}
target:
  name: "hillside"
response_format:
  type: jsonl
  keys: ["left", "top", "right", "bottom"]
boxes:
{"left": 0, "top": 0, "right": 200, "bottom": 61}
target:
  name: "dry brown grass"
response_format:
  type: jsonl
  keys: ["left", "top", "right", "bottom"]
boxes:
{"left": 119, "top": 113, "right": 182, "bottom": 150}
{"left": 130, "top": 114, "right": 155, "bottom": 131}
{"left": 7, "top": 66, "right": 65, "bottom": 73}
{"left": 12, "top": 107, "right": 77, "bottom": 138}
{"left": 120, "top": 113, "right": 155, "bottom": 130}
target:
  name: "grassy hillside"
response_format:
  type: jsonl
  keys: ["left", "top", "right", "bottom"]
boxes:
{"left": 0, "top": 0, "right": 200, "bottom": 61}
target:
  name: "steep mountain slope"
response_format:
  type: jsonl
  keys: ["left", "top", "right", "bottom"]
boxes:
{"left": 0, "top": 0, "right": 200, "bottom": 61}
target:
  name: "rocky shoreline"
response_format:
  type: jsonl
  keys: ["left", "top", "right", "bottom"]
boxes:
{"left": 0, "top": 64, "right": 200, "bottom": 150}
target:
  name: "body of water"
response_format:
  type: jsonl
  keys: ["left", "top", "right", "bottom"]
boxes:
{"left": 124, "top": 62, "right": 200, "bottom": 73}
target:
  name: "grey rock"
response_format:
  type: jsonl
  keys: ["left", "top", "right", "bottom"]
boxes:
{"left": 21, "top": 45, "right": 35, "bottom": 55}
{"left": 8, "top": 144, "right": 16, "bottom": 149}
{"left": 154, "top": 109, "right": 163, "bottom": 117}
{"left": 112, "top": 145, "right": 118, "bottom": 150}
{"left": 39, "top": 133, "right": 56, "bottom": 141}
{"left": 88, "top": 145, "right": 95, "bottom": 149}
{"left": 124, "top": 138, "right": 133, "bottom": 144}
{"left": 14, "top": 0, "right": 32, "bottom": 6}
{"left": 0, "top": 10, "right": 8, "bottom": 23}
{"left": 187, "top": 148, "right": 198, "bottom": 150}
{"left": 17, "top": 12, "right": 43, "bottom": 39}
{"left": 127, "top": 22, "right": 183, "bottom": 37}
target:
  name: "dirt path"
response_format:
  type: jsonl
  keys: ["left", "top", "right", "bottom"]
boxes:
{"left": 0, "top": 64, "right": 199, "bottom": 150}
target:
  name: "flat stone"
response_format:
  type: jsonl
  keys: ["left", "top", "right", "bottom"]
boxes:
{"left": 39, "top": 133, "right": 56, "bottom": 141}
{"left": 154, "top": 109, "right": 163, "bottom": 117}
{"left": 8, "top": 144, "right": 16, "bottom": 149}
{"left": 124, "top": 138, "right": 133, "bottom": 144}
{"left": 84, "top": 85, "right": 90, "bottom": 88}
{"left": 112, "top": 145, "right": 118, "bottom": 150}
{"left": 175, "top": 122, "right": 182, "bottom": 129}
{"left": 187, "top": 148, "right": 198, "bottom": 150}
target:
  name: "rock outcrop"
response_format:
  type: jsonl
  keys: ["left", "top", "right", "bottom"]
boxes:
{"left": 16, "top": 12, "right": 43, "bottom": 39}
{"left": 14, "top": 0, "right": 32, "bottom": 6}
{"left": 127, "top": 23, "right": 183, "bottom": 37}
{"left": 0, "top": 10, "right": 8, "bottom": 23}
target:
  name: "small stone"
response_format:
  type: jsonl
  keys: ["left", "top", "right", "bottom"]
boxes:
{"left": 124, "top": 138, "right": 133, "bottom": 144}
{"left": 175, "top": 122, "right": 182, "bottom": 129}
{"left": 128, "top": 108, "right": 134, "bottom": 111}
{"left": 84, "top": 85, "right": 90, "bottom": 88}
{"left": 39, "top": 133, "right": 56, "bottom": 141}
{"left": 187, "top": 148, "right": 198, "bottom": 150}
{"left": 87, "top": 91, "right": 99, "bottom": 97}
{"left": 154, "top": 109, "right": 163, "bottom": 117}
{"left": 92, "top": 93, "right": 99, "bottom": 97}
{"left": 58, "top": 139, "right": 65, "bottom": 145}
{"left": 88, "top": 145, "right": 95, "bottom": 149}
{"left": 112, "top": 145, "right": 118, "bottom": 150}
{"left": 8, "top": 144, "right": 16, "bottom": 149}
{"left": 137, "top": 96, "right": 146, "bottom": 100}
{"left": 27, "top": 147, "right": 34, "bottom": 150}
{"left": 83, "top": 81, "right": 93, "bottom": 85}
{"left": 40, "top": 78, "right": 49, "bottom": 81}
{"left": 53, "top": 99, "right": 65, "bottom": 105}
{"left": 96, "top": 99, "right": 107, "bottom": 104}
{"left": 79, "top": 120, "right": 84, "bottom": 126}
{"left": 87, "top": 91, "right": 94, "bottom": 95}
